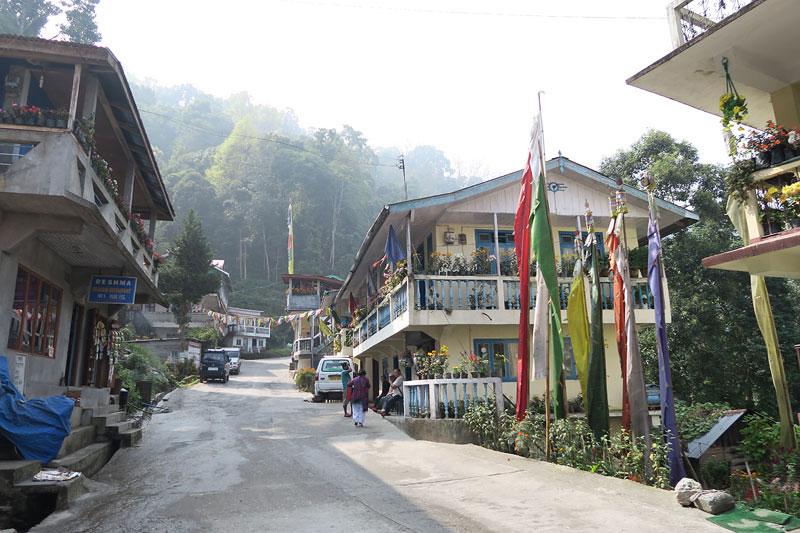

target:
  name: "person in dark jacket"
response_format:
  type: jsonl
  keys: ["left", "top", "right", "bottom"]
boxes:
{"left": 373, "top": 375, "right": 391, "bottom": 411}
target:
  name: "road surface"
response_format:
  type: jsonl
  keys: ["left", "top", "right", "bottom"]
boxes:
{"left": 33, "top": 357, "right": 718, "bottom": 532}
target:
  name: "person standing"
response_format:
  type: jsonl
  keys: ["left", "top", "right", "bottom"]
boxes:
{"left": 378, "top": 368, "right": 404, "bottom": 416}
{"left": 347, "top": 370, "right": 371, "bottom": 427}
{"left": 341, "top": 362, "right": 352, "bottom": 417}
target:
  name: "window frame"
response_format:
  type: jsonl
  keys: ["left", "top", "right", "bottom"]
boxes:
{"left": 473, "top": 338, "right": 519, "bottom": 382}
{"left": 7, "top": 265, "right": 62, "bottom": 358}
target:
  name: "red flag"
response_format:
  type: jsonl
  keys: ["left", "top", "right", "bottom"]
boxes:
{"left": 348, "top": 293, "right": 358, "bottom": 315}
{"left": 514, "top": 152, "right": 533, "bottom": 421}
{"left": 606, "top": 215, "right": 630, "bottom": 432}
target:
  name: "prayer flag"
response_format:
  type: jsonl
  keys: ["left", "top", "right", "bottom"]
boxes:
{"left": 514, "top": 114, "right": 541, "bottom": 420}
{"left": 287, "top": 202, "right": 294, "bottom": 275}
{"left": 585, "top": 230, "right": 609, "bottom": 439}
{"left": 531, "top": 164, "right": 566, "bottom": 419}
{"left": 384, "top": 225, "right": 405, "bottom": 269}
{"left": 606, "top": 214, "right": 630, "bottom": 431}
{"left": 647, "top": 198, "right": 686, "bottom": 484}
{"left": 567, "top": 218, "right": 590, "bottom": 401}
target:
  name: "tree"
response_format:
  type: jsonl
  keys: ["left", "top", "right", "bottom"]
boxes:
{"left": 159, "top": 211, "right": 220, "bottom": 350}
{"left": 600, "top": 130, "right": 800, "bottom": 416}
{"left": 0, "top": 0, "right": 101, "bottom": 43}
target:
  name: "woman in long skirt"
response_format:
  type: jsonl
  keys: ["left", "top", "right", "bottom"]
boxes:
{"left": 347, "top": 370, "right": 371, "bottom": 427}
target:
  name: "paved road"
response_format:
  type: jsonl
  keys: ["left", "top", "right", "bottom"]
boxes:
{"left": 34, "top": 357, "right": 718, "bottom": 532}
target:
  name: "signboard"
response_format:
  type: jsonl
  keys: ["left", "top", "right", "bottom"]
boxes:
{"left": 88, "top": 276, "right": 137, "bottom": 304}
{"left": 187, "top": 342, "right": 201, "bottom": 368}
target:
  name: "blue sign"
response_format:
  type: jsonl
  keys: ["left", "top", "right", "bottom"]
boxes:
{"left": 88, "top": 276, "right": 137, "bottom": 304}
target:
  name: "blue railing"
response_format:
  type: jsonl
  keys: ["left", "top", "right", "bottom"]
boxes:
{"left": 391, "top": 282, "right": 407, "bottom": 319}
{"left": 415, "top": 277, "right": 497, "bottom": 311}
{"left": 503, "top": 277, "right": 654, "bottom": 310}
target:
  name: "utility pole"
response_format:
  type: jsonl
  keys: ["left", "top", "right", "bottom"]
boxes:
{"left": 398, "top": 155, "right": 408, "bottom": 200}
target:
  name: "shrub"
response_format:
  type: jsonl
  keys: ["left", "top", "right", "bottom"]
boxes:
{"left": 295, "top": 368, "right": 316, "bottom": 393}
{"left": 674, "top": 400, "right": 730, "bottom": 441}
{"left": 700, "top": 460, "right": 731, "bottom": 489}
{"left": 463, "top": 397, "right": 514, "bottom": 451}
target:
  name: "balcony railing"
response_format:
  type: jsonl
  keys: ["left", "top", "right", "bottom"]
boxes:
{"left": 348, "top": 273, "right": 657, "bottom": 352}
{"left": 404, "top": 377, "right": 504, "bottom": 419}
{"left": 0, "top": 125, "right": 158, "bottom": 283}
{"left": 294, "top": 337, "right": 312, "bottom": 354}
{"left": 668, "top": 0, "right": 757, "bottom": 47}
{"left": 227, "top": 324, "right": 270, "bottom": 337}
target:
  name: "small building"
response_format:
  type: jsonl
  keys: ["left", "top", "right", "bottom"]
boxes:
{"left": 281, "top": 274, "right": 343, "bottom": 371}
{"left": 223, "top": 307, "right": 271, "bottom": 353}
{"left": 687, "top": 409, "right": 749, "bottom": 472}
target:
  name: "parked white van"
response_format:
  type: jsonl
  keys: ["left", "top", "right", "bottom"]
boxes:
{"left": 314, "top": 356, "right": 353, "bottom": 400}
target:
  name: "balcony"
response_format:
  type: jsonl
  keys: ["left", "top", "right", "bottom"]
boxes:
{"left": 348, "top": 273, "right": 662, "bottom": 357}
{"left": 629, "top": 0, "right": 798, "bottom": 131}
{"left": 0, "top": 125, "right": 160, "bottom": 290}
{"left": 227, "top": 324, "right": 270, "bottom": 338}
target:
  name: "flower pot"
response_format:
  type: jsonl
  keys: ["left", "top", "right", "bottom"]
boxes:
{"left": 600, "top": 268, "right": 610, "bottom": 277}
{"left": 790, "top": 218, "right": 800, "bottom": 229}
{"left": 470, "top": 371, "right": 480, "bottom": 378}
{"left": 444, "top": 373, "right": 452, "bottom": 379}
{"left": 13, "top": 117, "right": 23, "bottom": 125}
{"left": 754, "top": 152, "right": 771, "bottom": 169}
{"left": 23, "top": 117, "right": 34, "bottom": 126}
{"left": 56, "top": 119, "right": 67, "bottom": 129}
{"left": 435, "top": 374, "right": 443, "bottom": 380}
{"left": 762, "top": 221, "right": 782, "bottom": 235}
{"left": 460, "top": 372, "right": 468, "bottom": 379}
{"left": 45, "top": 118, "right": 55, "bottom": 128}
{"left": 36, "top": 116, "right": 46, "bottom": 127}
{"left": 770, "top": 146, "right": 787, "bottom": 166}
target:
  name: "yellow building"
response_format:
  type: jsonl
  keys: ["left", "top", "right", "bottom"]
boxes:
{"left": 628, "top": 0, "right": 800, "bottom": 277}
{"left": 331, "top": 156, "right": 698, "bottom": 416}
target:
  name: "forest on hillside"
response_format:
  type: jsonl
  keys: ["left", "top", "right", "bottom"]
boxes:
{"left": 133, "top": 81, "right": 486, "bottom": 319}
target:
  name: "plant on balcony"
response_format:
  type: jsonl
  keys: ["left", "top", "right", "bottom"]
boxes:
{"left": 781, "top": 182, "right": 800, "bottom": 228}
{"left": 472, "top": 248, "right": 493, "bottom": 274}
{"left": 417, "top": 346, "right": 449, "bottom": 378}
{"left": 627, "top": 247, "right": 647, "bottom": 278}
{"left": 559, "top": 253, "right": 577, "bottom": 277}
{"left": 152, "top": 252, "right": 167, "bottom": 270}
{"left": 720, "top": 58, "right": 748, "bottom": 133}
{"left": 55, "top": 107, "right": 68, "bottom": 128}
{"left": 725, "top": 158, "right": 757, "bottom": 202}
{"left": 291, "top": 283, "right": 316, "bottom": 295}
{"left": 452, "top": 253, "right": 469, "bottom": 275}
{"left": 411, "top": 252, "right": 424, "bottom": 274}
{"left": 468, "top": 350, "right": 490, "bottom": 377}
{"left": 130, "top": 212, "right": 154, "bottom": 255}
{"left": 74, "top": 114, "right": 95, "bottom": 153}
{"left": 758, "top": 186, "right": 786, "bottom": 235}
{"left": 43, "top": 108, "right": 56, "bottom": 128}
{"left": 500, "top": 249, "right": 518, "bottom": 276}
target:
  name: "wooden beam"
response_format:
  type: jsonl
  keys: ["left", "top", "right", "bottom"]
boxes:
{"left": 96, "top": 84, "right": 133, "bottom": 163}
{"left": 67, "top": 64, "right": 82, "bottom": 130}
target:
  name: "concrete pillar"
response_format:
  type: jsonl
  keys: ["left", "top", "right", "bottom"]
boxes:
{"left": 770, "top": 82, "right": 800, "bottom": 130}
{"left": 81, "top": 75, "right": 99, "bottom": 120}
{"left": 148, "top": 210, "right": 157, "bottom": 240}
{"left": 493, "top": 212, "right": 505, "bottom": 310}
{"left": 123, "top": 161, "right": 135, "bottom": 212}
{"left": 67, "top": 64, "right": 82, "bottom": 131}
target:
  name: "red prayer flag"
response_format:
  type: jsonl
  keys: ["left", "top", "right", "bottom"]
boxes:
{"left": 606, "top": 215, "right": 630, "bottom": 432}
{"left": 514, "top": 152, "right": 533, "bottom": 421}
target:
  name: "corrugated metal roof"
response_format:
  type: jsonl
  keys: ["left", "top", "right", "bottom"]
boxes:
{"left": 687, "top": 409, "right": 747, "bottom": 459}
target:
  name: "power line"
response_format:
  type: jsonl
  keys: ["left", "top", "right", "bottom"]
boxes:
{"left": 138, "top": 108, "right": 398, "bottom": 168}
{"left": 271, "top": 0, "right": 667, "bottom": 20}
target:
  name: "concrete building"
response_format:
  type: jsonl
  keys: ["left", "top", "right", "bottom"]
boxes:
{"left": 281, "top": 274, "right": 343, "bottom": 371}
{"left": 223, "top": 306, "right": 271, "bottom": 353}
{"left": 330, "top": 157, "right": 697, "bottom": 416}
{"left": 628, "top": 0, "right": 800, "bottom": 278}
{"left": 0, "top": 36, "right": 173, "bottom": 400}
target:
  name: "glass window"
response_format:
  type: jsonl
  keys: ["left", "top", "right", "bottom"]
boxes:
{"left": 7, "top": 266, "right": 61, "bottom": 357}
{"left": 322, "top": 360, "right": 349, "bottom": 372}
{"left": 474, "top": 339, "right": 518, "bottom": 382}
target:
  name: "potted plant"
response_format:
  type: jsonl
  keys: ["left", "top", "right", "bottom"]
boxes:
{"left": 782, "top": 182, "right": 800, "bottom": 228}
{"left": 44, "top": 109, "right": 56, "bottom": 128}
{"left": 725, "top": 159, "right": 756, "bottom": 203}
{"left": 764, "top": 121, "right": 790, "bottom": 166}
{"left": 599, "top": 255, "right": 611, "bottom": 277}
{"left": 758, "top": 186, "right": 784, "bottom": 235}
{"left": 719, "top": 91, "right": 747, "bottom": 132}
{"left": 55, "top": 107, "right": 68, "bottom": 129}
{"left": 627, "top": 246, "right": 648, "bottom": 278}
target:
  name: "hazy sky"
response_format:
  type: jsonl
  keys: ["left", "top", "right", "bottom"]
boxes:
{"left": 96, "top": 0, "right": 729, "bottom": 177}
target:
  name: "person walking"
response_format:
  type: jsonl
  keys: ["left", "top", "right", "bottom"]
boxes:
{"left": 341, "top": 362, "right": 352, "bottom": 417}
{"left": 347, "top": 370, "right": 371, "bottom": 427}
{"left": 378, "top": 368, "right": 404, "bottom": 416}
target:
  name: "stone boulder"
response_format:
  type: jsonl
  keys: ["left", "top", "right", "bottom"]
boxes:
{"left": 674, "top": 477, "right": 702, "bottom": 507}
{"left": 692, "top": 491, "right": 735, "bottom": 515}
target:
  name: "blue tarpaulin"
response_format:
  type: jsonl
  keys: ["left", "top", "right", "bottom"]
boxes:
{"left": 0, "top": 356, "right": 73, "bottom": 463}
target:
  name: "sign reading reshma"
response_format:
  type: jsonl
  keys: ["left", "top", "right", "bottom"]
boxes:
{"left": 88, "top": 276, "right": 137, "bottom": 304}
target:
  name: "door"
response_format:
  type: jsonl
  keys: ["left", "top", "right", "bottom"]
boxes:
{"left": 372, "top": 359, "right": 379, "bottom": 401}
{"left": 65, "top": 304, "right": 84, "bottom": 386}
{"left": 474, "top": 230, "right": 515, "bottom": 274}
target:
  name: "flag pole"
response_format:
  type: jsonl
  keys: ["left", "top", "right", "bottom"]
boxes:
{"left": 536, "top": 91, "right": 556, "bottom": 459}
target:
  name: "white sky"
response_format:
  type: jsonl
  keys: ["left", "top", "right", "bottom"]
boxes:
{"left": 96, "top": 0, "right": 729, "bottom": 177}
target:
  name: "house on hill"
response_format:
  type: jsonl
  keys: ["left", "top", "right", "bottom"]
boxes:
{"left": 329, "top": 156, "right": 697, "bottom": 419}
{"left": 0, "top": 35, "right": 174, "bottom": 402}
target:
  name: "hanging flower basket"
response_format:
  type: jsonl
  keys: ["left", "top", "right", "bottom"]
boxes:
{"left": 719, "top": 58, "right": 748, "bottom": 134}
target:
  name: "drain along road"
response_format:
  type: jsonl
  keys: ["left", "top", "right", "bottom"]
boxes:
{"left": 34, "top": 358, "right": 717, "bottom": 532}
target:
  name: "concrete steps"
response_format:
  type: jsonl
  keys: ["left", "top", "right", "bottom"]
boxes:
{"left": 48, "top": 442, "right": 115, "bottom": 478}
{"left": 118, "top": 427, "right": 142, "bottom": 447}
{"left": 15, "top": 475, "right": 85, "bottom": 511}
{"left": 90, "top": 410, "right": 127, "bottom": 433}
{"left": 0, "top": 460, "right": 41, "bottom": 488}
{"left": 56, "top": 425, "right": 95, "bottom": 459}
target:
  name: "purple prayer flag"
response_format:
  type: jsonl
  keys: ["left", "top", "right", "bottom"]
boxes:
{"left": 385, "top": 225, "right": 406, "bottom": 268}
{"left": 647, "top": 204, "right": 686, "bottom": 485}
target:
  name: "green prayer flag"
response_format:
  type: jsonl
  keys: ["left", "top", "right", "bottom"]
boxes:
{"left": 586, "top": 237, "right": 609, "bottom": 438}
{"left": 530, "top": 172, "right": 566, "bottom": 419}
{"left": 567, "top": 263, "right": 590, "bottom": 401}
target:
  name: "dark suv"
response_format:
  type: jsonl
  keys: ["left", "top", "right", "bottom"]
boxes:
{"left": 200, "top": 350, "right": 230, "bottom": 383}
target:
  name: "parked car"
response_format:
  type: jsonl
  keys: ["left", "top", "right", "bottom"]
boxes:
{"left": 225, "top": 348, "right": 242, "bottom": 375}
{"left": 314, "top": 356, "right": 353, "bottom": 400}
{"left": 200, "top": 349, "right": 230, "bottom": 383}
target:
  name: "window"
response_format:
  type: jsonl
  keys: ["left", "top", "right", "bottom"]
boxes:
{"left": 143, "top": 304, "right": 156, "bottom": 312}
{"left": 474, "top": 339, "right": 518, "bottom": 382}
{"left": 7, "top": 266, "right": 62, "bottom": 357}
{"left": 321, "top": 360, "right": 348, "bottom": 372}
{"left": 558, "top": 231, "right": 605, "bottom": 263}
{"left": 235, "top": 338, "right": 242, "bottom": 346}
{"left": 474, "top": 230, "right": 515, "bottom": 274}
{"left": 563, "top": 337, "right": 578, "bottom": 380}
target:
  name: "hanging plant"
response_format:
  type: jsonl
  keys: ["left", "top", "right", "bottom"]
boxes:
{"left": 720, "top": 58, "right": 748, "bottom": 133}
